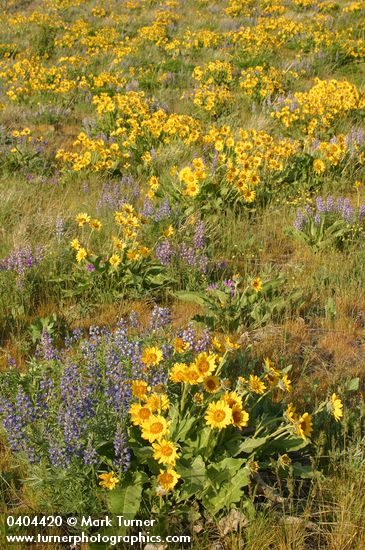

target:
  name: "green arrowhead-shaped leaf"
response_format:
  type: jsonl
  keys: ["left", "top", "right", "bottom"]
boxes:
{"left": 226, "top": 437, "right": 268, "bottom": 456}
{"left": 176, "top": 456, "right": 208, "bottom": 500}
{"left": 107, "top": 471, "right": 147, "bottom": 519}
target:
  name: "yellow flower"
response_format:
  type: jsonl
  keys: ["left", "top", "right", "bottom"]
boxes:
{"left": 222, "top": 391, "right": 242, "bottom": 409}
{"left": 328, "top": 393, "right": 343, "bottom": 422}
{"left": 265, "top": 367, "right": 280, "bottom": 388}
{"left": 249, "top": 374, "right": 266, "bottom": 395}
{"left": 169, "top": 363, "right": 188, "bottom": 383}
{"left": 157, "top": 468, "right": 181, "bottom": 492}
{"left": 141, "top": 346, "right": 163, "bottom": 368}
{"left": 129, "top": 403, "right": 152, "bottom": 426}
{"left": 99, "top": 472, "right": 119, "bottom": 490}
{"left": 248, "top": 460, "right": 259, "bottom": 472}
{"left": 242, "top": 188, "right": 256, "bottom": 203}
{"left": 90, "top": 218, "right": 102, "bottom": 230}
{"left": 131, "top": 380, "right": 149, "bottom": 400}
{"left": 203, "top": 375, "right": 220, "bottom": 393}
{"left": 141, "top": 415, "right": 169, "bottom": 443}
{"left": 76, "top": 247, "right": 88, "bottom": 262}
{"left": 185, "top": 365, "right": 201, "bottom": 385}
{"left": 127, "top": 249, "right": 140, "bottom": 261}
{"left": 296, "top": 412, "right": 313, "bottom": 439}
{"left": 152, "top": 440, "right": 179, "bottom": 466}
{"left": 264, "top": 357, "right": 275, "bottom": 370}
{"left": 313, "top": 159, "right": 326, "bottom": 174}
{"left": 286, "top": 403, "right": 297, "bottom": 423}
{"left": 212, "top": 336, "right": 226, "bottom": 353}
{"left": 252, "top": 277, "right": 262, "bottom": 293}
{"left": 70, "top": 238, "right": 81, "bottom": 250}
{"left": 109, "top": 254, "right": 121, "bottom": 267}
{"left": 184, "top": 181, "right": 200, "bottom": 197}
{"left": 75, "top": 212, "right": 91, "bottom": 226}
{"left": 194, "top": 352, "right": 217, "bottom": 379}
{"left": 278, "top": 454, "right": 292, "bottom": 469}
{"left": 122, "top": 203, "right": 135, "bottom": 214}
{"left": 193, "top": 391, "right": 204, "bottom": 405}
{"left": 173, "top": 337, "right": 190, "bottom": 354}
{"left": 279, "top": 374, "right": 292, "bottom": 393}
{"left": 214, "top": 139, "right": 224, "bottom": 152}
{"left": 231, "top": 404, "right": 249, "bottom": 428}
{"left": 205, "top": 400, "right": 232, "bottom": 429}
{"left": 223, "top": 335, "right": 240, "bottom": 351}
{"left": 164, "top": 225, "right": 174, "bottom": 238}
{"left": 149, "top": 175, "right": 159, "bottom": 190}
{"left": 146, "top": 393, "right": 170, "bottom": 413}
{"left": 112, "top": 237, "right": 126, "bottom": 250}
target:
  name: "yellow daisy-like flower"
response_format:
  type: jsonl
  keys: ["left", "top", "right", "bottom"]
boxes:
{"left": 185, "top": 365, "right": 201, "bottom": 385}
{"left": 265, "top": 367, "right": 280, "bottom": 388}
{"left": 149, "top": 175, "right": 159, "bottom": 190}
{"left": 205, "top": 400, "right": 232, "bottom": 430}
{"left": 296, "top": 412, "right": 313, "bottom": 439}
{"left": 169, "top": 363, "right": 188, "bottom": 383}
{"left": 194, "top": 352, "right": 217, "bottom": 379}
{"left": 278, "top": 454, "right": 292, "bottom": 469}
{"left": 249, "top": 374, "right": 266, "bottom": 395}
{"left": 242, "top": 188, "right": 256, "bottom": 203}
{"left": 223, "top": 335, "right": 240, "bottom": 351}
{"left": 126, "top": 249, "right": 140, "bottom": 261}
{"left": 173, "top": 337, "right": 190, "bottom": 354}
{"left": 279, "top": 374, "right": 292, "bottom": 393}
{"left": 152, "top": 440, "right": 179, "bottom": 466}
{"left": 99, "top": 472, "right": 119, "bottom": 490}
{"left": 70, "top": 238, "right": 81, "bottom": 250}
{"left": 193, "top": 392, "right": 204, "bottom": 405}
{"left": 184, "top": 181, "right": 200, "bottom": 197}
{"left": 141, "top": 346, "right": 163, "bottom": 368}
{"left": 264, "top": 357, "right": 275, "bottom": 370}
{"left": 328, "top": 393, "right": 343, "bottom": 422}
{"left": 163, "top": 225, "right": 174, "bottom": 238}
{"left": 141, "top": 415, "right": 169, "bottom": 443}
{"left": 131, "top": 380, "right": 149, "bottom": 400}
{"left": 252, "top": 277, "right": 262, "bottom": 293}
{"left": 122, "top": 203, "right": 134, "bottom": 214}
{"left": 231, "top": 404, "right": 249, "bottom": 428}
{"left": 75, "top": 212, "right": 91, "bottom": 226}
{"left": 313, "top": 159, "right": 326, "bottom": 174}
{"left": 285, "top": 403, "right": 297, "bottom": 423}
{"left": 212, "top": 336, "right": 226, "bottom": 353}
{"left": 76, "top": 247, "right": 88, "bottom": 262}
{"left": 109, "top": 254, "right": 121, "bottom": 267}
{"left": 157, "top": 468, "right": 181, "bottom": 492}
{"left": 112, "top": 236, "right": 126, "bottom": 250}
{"left": 129, "top": 403, "right": 152, "bottom": 426}
{"left": 248, "top": 460, "right": 259, "bottom": 472}
{"left": 222, "top": 391, "right": 242, "bottom": 409}
{"left": 90, "top": 218, "right": 102, "bottom": 230}
{"left": 146, "top": 393, "right": 170, "bottom": 413}
{"left": 203, "top": 375, "right": 220, "bottom": 394}
{"left": 214, "top": 139, "right": 224, "bottom": 152}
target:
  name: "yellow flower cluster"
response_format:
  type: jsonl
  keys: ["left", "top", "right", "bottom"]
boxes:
{"left": 239, "top": 66, "right": 299, "bottom": 100}
{"left": 129, "top": 375, "right": 181, "bottom": 493}
{"left": 71, "top": 203, "right": 151, "bottom": 266}
{"left": 57, "top": 91, "right": 201, "bottom": 173}
{"left": 178, "top": 158, "right": 207, "bottom": 197}
{"left": 272, "top": 78, "right": 363, "bottom": 135}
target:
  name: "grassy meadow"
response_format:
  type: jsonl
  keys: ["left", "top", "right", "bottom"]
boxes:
{"left": 0, "top": 0, "right": 364, "bottom": 548}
